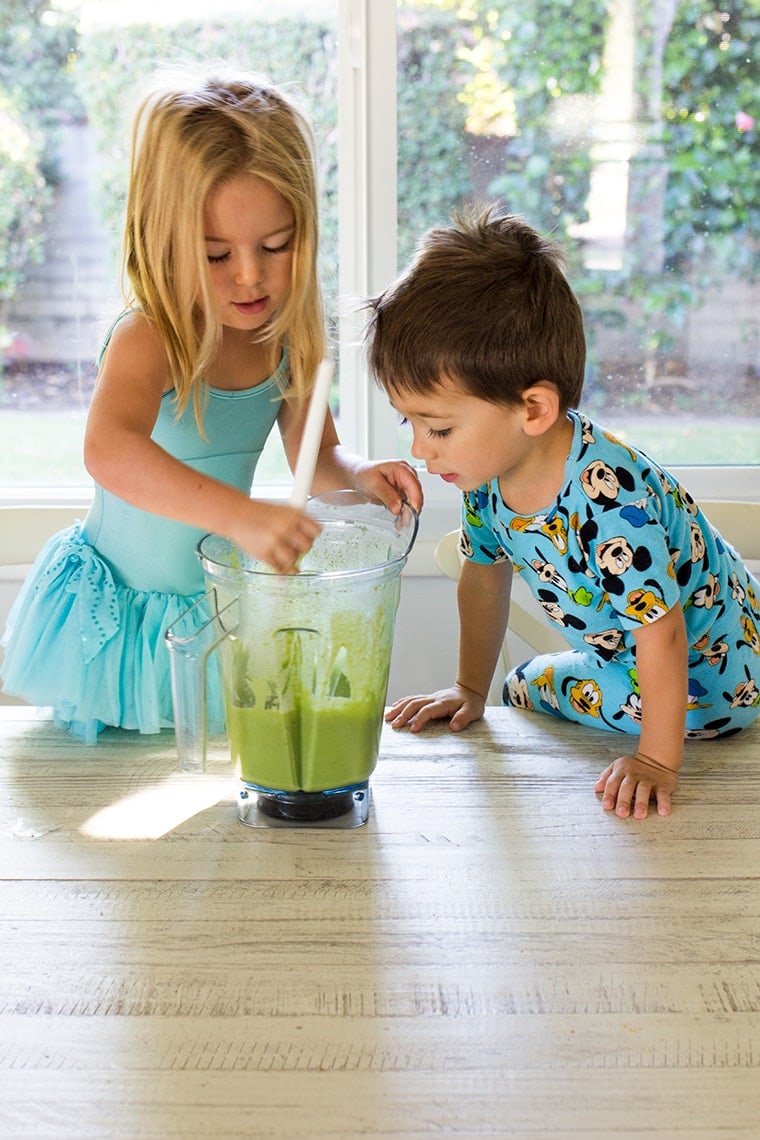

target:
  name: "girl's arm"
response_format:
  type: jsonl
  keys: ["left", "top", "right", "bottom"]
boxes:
{"left": 278, "top": 398, "right": 424, "bottom": 514}
{"left": 595, "top": 602, "right": 689, "bottom": 820}
{"left": 84, "top": 313, "right": 320, "bottom": 572}
{"left": 385, "top": 557, "right": 513, "bottom": 732}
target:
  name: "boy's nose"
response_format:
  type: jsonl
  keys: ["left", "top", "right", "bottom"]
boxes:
{"left": 410, "top": 434, "right": 433, "bottom": 463}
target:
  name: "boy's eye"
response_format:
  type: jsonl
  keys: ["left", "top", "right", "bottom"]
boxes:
{"left": 398, "top": 415, "right": 450, "bottom": 439}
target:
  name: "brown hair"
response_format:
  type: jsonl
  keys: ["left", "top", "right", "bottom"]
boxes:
{"left": 366, "top": 204, "right": 586, "bottom": 411}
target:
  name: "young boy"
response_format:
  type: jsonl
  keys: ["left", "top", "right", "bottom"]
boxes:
{"left": 366, "top": 206, "right": 760, "bottom": 821}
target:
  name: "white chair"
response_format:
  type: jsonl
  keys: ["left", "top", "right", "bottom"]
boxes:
{"left": 434, "top": 498, "right": 760, "bottom": 695}
{"left": 433, "top": 529, "right": 571, "bottom": 691}
{"left": 700, "top": 500, "right": 760, "bottom": 575}
{"left": 0, "top": 504, "right": 83, "bottom": 570}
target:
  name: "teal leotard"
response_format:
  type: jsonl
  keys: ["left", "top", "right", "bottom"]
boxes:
{"left": 1, "top": 347, "right": 287, "bottom": 742}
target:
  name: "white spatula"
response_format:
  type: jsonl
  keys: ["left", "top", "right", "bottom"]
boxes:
{"left": 289, "top": 360, "right": 335, "bottom": 510}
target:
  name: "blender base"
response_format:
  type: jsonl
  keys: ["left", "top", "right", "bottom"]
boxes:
{"left": 237, "top": 781, "right": 371, "bottom": 829}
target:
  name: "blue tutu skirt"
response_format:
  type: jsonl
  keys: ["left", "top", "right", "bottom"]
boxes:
{"left": 1, "top": 523, "right": 224, "bottom": 744}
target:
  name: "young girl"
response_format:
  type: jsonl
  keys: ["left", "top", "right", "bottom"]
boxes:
{"left": 1, "top": 68, "right": 421, "bottom": 743}
{"left": 366, "top": 206, "right": 760, "bottom": 821}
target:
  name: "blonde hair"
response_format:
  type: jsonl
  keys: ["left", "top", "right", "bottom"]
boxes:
{"left": 122, "top": 66, "right": 325, "bottom": 425}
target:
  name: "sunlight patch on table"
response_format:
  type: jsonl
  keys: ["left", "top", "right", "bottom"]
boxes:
{"left": 80, "top": 775, "right": 233, "bottom": 839}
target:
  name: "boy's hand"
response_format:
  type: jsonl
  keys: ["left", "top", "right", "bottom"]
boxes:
{"left": 385, "top": 683, "right": 486, "bottom": 733}
{"left": 595, "top": 751, "right": 679, "bottom": 820}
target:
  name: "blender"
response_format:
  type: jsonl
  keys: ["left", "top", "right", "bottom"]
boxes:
{"left": 166, "top": 491, "right": 418, "bottom": 827}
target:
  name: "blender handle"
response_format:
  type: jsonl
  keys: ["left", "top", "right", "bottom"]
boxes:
{"left": 165, "top": 592, "right": 240, "bottom": 773}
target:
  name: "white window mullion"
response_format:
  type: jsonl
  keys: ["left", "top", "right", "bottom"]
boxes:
{"left": 337, "top": 0, "right": 399, "bottom": 458}
{"left": 337, "top": 0, "right": 461, "bottom": 543}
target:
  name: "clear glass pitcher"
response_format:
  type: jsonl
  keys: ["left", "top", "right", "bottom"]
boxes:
{"left": 165, "top": 491, "right": 418, "bottom": 825}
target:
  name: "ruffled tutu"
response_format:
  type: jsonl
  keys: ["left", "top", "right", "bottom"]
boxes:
{"left": 1, "top": 523, "right": 224, "bottom": 744}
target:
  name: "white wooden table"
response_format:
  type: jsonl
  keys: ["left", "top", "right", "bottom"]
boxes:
{"left": 1, "top": 705, "right": 759, "bottom": 1138}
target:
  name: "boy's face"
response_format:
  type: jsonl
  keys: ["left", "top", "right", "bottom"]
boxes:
{"left": 390, "top": 375, "right": 530, "bottom": 493}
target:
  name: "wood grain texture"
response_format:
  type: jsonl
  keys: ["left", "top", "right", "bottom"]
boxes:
{"left": 1, "top": 705, "right": 759, "bottom": 1138}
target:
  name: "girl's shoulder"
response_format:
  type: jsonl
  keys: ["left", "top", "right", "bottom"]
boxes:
{"left": 99, "top": 309, "right": 170, "bottom": 379}
{"left": 95, "top": 309, "right": 174, "bottom": 408}
{"left": 99, "top": 308, "right": 160, "bottom": 357}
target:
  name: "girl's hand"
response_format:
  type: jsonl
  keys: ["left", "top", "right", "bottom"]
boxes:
{"left": 385, "top": 683, "right": 486, "bottom": 733}
{"left": 352, "top": 459, "right": 424, "bottom": 515}
{"left": 595, "top": 751, "right": 680, "bottom": 820}
{"left": 231, "top": 501, "right": 322, "bottom": 574}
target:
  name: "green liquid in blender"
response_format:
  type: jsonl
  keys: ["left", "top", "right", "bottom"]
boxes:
{"left": 227, "top": 696, "right": 383, "bottom": 792}
{"left": 222, "top": 595, "right": 395, "bottom": 796}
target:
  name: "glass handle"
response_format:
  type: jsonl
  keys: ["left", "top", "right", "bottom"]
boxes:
{"left": 165, "top": 592, "right": 239, "bottom": 772}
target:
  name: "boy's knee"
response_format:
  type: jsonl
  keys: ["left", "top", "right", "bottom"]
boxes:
{"left": 503, "top": 663, "right": 533, "bottom": 709}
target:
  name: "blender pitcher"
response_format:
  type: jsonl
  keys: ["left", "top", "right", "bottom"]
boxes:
{"left": 166, "top": 491, "right": 418, "bottom": 826}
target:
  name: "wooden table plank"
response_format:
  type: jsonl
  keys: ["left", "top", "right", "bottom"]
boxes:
{"left": 3, "top": 1010, "right": 760, "bottom": 1072}
{"left": 3, "top": 1070, "right": 760, "bottom": 1138}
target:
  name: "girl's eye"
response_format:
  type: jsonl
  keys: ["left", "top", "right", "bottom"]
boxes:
{"left": 262, "top": 238, "right": 292, "bottom": 255}
{"left": 207, "top": 252, "right": 230, "bottom": 264}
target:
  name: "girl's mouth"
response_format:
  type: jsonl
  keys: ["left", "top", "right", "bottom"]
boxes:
{"left": 233, "top": 297, "right": 268, "bottom": 315}
{"left": 440, "top": 472, "right": 459, "bottom": 483}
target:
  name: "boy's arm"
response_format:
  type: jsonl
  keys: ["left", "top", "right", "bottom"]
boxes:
{"left": 456, "top": 558, "right": 513, "bottom": 711}
{"left": 634, "top": 601, "right": 689, "bottom": 769}
{"left": 385, "top": 557, "right": 512, "bottom": 732}
{"left": 596, "top": 602, "right": 688, "bottom": 819}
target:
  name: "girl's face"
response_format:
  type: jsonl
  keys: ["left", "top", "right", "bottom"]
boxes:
{"left": 202, "top": 174, "right": 295, "bottom": 334}
{"left": 391, "top": 376, "right": 529, "bottom": 493}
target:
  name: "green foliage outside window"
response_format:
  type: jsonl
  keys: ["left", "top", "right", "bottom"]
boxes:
{"left": 72, "top": 16, "right": 340, "bottom": 335}
{"left": 425, "top": 0, "right": 760, "bottom": 370}
{"left": 665, "top": 1, "right": 759, "bottom": 278}
{"left": 397, "top": 10, "right": 472, "bottom": 266}
{"left": 72, "top": 12, "right": 472, "bottom": 336}
{"left": 0, "top": 94, "right": 50, "bottom": 308}
{"left": 0, "top": 1, "right": 77, "bottom": 314}
{"left": 1, "top": 1, "right": 758, "bottom": 387}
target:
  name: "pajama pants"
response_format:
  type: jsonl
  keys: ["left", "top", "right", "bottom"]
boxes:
{"left": 504, "top": 648, "right": 760, "bottom": 740}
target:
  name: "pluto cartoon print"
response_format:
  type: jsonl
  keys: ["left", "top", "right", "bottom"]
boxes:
{"left": 461, "top": 411, "right": 760, "bottom": 738}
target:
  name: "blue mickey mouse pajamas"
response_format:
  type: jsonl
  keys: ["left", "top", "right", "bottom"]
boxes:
{"left": 461, "top": 411, "right": 760, "bottom": 739}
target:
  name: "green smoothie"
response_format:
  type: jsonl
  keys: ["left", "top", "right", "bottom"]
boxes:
{"left": 299, "top": 697, "right": 382, "bottom": 789}
{"left": 227, "top": 695, "right": 382, "bottom": 792}
{"left": 226, "top": 703, "right": 301, "bottom": 791}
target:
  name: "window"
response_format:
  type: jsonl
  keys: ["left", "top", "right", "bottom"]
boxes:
{"left": 0, "top": 0, "right": 338, "bottom": 493}
{"left": 1, "top": 0, "right": 758, "bottom": 520}
{"left": 378, "top": 0, "right": 759, "bottom": 518}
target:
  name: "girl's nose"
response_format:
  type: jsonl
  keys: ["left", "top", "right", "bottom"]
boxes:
{"left": 234, "top": 254, "right": 264, "bottom": 287}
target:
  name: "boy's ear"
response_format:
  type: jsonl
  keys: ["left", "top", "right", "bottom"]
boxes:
{"left": 521, "top": 381, "right": 561, "bottom": 436}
